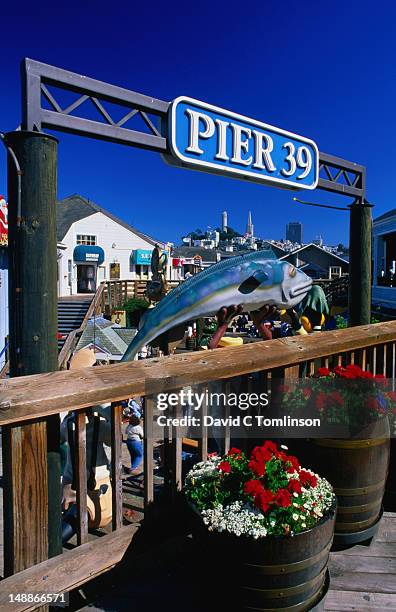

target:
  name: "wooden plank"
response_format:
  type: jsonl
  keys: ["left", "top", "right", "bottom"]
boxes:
{"left": 324, "top": 590, "right": 396, "bottom": 611}
{"left": 198, "top": 385, "right": 208, "bottom": 462}
{"left": 174, "top": 401, "right": 182, "bottom": 492}
{"left": 2, "top": 421, "right": 48, "bottom": 576}
{"left": 144, "top": 396, "right": 154, "bottom": 509}
{"left": 2, "top": 322, "right": 396, "bottom": 425}
{"left": 328, "top": 571, "right": 396, "bottom": 594}
{"left": 0, "top": 523, "right": 140, "bottom": 612}
{"left": 75, "top": 411, "right": 88, "bottom": 545}
{"left": 329, "top": 553, "right": 396, "bottom": 574}
{"left": 111, "top": 402, "right": 123, "bottom": 531}
{"left": 376, "top": 514, "right": 396, "bottom": 542}
{"left": 224, "top": 381, "right": 231, "bottom": 454}
{"left": 334, "top": 542, "right": 396, "bottom": 558}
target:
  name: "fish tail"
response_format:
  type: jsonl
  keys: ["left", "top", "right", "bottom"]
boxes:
{"left": 121, "top": 328, "right": 150, "bottom": 362}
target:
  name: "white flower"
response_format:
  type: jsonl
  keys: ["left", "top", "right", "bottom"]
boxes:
{"left": 292, "top": 514, "right": 299, "bottom": 521}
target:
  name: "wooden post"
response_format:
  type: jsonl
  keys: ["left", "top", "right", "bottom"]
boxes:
{"left": 111, "top": 402, "right": 123, "bottom": 530}
{"left": 75, "top": 411, "right": 88, "bottom": 545}
{"left": 143, "top": 396, "right": 154, "bottom": 510}
{"left": 349, "top": 200, "right": 373, "bottom": 326}
{"left": 4, "top": 131, "right": 61, "bottom": 574}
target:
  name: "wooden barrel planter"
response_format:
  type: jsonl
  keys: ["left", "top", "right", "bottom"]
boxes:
{"left": 190, "top": 502, "right": 336, "bottom": 611}
{"left": 303, "top": 418, "right": 390, "bottom": 546}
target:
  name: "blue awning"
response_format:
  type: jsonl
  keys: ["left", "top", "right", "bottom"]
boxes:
{"left": 73, "top": 245, "right": 105, "bottom": 265}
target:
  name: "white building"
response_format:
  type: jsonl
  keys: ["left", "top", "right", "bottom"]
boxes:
{"left": 57, "top": 195, "right": 170, "bottom": 296}
{"left": 372, "top": 209, "right": 396, "bottom": 311}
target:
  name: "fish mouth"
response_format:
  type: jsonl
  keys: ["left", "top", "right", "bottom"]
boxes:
{"left": 289, "top": 280, "right": 313, "bottom": 299}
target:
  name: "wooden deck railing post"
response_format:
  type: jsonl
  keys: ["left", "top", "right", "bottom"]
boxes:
{"left": 4, "top": 130, "right": 61, "bottom": 574}
{"left": 75, "top": 411, "right": 88, "bottom": 545}
{"left": 111, "top": 402, "right": 123, "bottom": 530}
{"left": 143, "top": 396, "right": 154, "bottom": 510}
{"left": 2, "top": 421, "right": 49, "bottom": 576}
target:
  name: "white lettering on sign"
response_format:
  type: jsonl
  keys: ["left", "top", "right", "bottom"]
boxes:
{"left": 86, "top": 253, "right": 99, "bottom": 261}
{"left": 168, "top": 97, "right": 319, "bottom": 190}
{"left": 252, "top": 131, "right": 276, "bottom": 172}
{"left": 186, "top": 113, "right": 313, "bottom": 178}
{"left": 185, "top": 109, "right": 215, "bottom": 155}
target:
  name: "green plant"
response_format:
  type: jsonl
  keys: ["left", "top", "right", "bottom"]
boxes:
{"left": 185, "top": 442, "right": 335, "bottom": 539}
{"left": 280, "top": 365, "right": 388, "bottom": 429}
{"left": 123, "top": 297, "right": 150, "bottom": 313}
{"left": 335, "top": 315, "right": 347, "bottom": 329}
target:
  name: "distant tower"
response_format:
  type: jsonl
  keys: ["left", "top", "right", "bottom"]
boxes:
{"left": 246, "top": 211, "right": 254, "bottom": 237}
{"left": 222, "top": 211, "right": 228, "bottom": 232}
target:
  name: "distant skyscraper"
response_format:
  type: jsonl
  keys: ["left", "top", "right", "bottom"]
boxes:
{"left": 246, "top": 210, "right": 254, "bottom": 237}
{"left": 286, "top": 222, "right": 303, "bottom": 244}
{"left": 222, "top": 211, "right": 228, "bottom": 232}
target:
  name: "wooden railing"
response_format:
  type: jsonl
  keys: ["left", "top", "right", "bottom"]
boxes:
{"left": 58, "top": 283, "right": 106, "bottom": 370}
{"left": 102, "top": 279, "right": 180, "bottom": 312}
{"left": 1, "top": 320, "right": 396, "bottom": 609}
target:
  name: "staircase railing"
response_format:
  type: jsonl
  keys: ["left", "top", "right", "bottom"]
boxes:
{"left": 58, "top": 283, "right": 106, "bottom": 370}
{"left": 102, "top": 278, "right": 180, "bottom": 313}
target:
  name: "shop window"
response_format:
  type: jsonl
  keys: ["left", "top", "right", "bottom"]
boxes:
{"left": 68, "top": 260, "right": 72, "bottom": 286}
{"left": 76, "top": 234, "right": 97, "bottom": 246}
{"left": 98, "top": 266, "right": 106, "bottom": 281}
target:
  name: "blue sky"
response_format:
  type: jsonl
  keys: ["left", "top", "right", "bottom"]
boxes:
{"left": 1, "top": 1, "right": 395, "bottom": 246}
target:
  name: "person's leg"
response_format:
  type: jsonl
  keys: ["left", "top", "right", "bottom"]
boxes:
{"left": 127, "top": 439, "right": 143, "bottom": 470}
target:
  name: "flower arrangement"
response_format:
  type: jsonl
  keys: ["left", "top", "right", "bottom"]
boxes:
{"left": 184, "top": 441, "right": 335, "bottom": 539}
{"left": 280, "top": 364, "right": 391, "bottom": 429}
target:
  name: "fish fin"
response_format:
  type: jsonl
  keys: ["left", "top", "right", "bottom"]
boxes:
{"left": 238, "top": 271, "right": 268, "bottom": 295}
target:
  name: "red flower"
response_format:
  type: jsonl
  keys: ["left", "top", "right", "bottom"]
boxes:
{"left": 386, "top": 391, "right": 396, "bottom": 403}
{"left": 286, "top": 455, "right": 300, "bottom": 473}
{"left": 318, "top": 367, "right": 331, "bottom": 377}
{"left": 360, "top": 370, "right": 374, "bottom": 378}
{"left": 255, "top": 489, "right": 275, "bottom": 512}
{"left": 330, "top": 391, "right": 344, "bottom": 406}
{"left": 244, "top": 479, "right": 264, "bottom": 498}
{"left": 249, "top": 459, "right": 266, "bottom": 477}
{"left": 303, "top": 387, "right": 312, "bottom": 399}
{"left": 262, "top": 440, "right": 279, "bottom": 454}
{"left": 366, "top": 397, "right": 380, "bottom": 411}
{"left": 218, "top": 461, "right": 231, "bottom": 473}
{"left": 346, "top": 364, "right": 363, "bottom": 376}
{"left": 227, "top": 447, "right": 242, "bottom": 457}
{"left": 288, "top": 479, "right": 302, "bottom": 494}
{"left": 374, "top": 374, "right": 387, "bottom": 385}
{"left": 299, "top": 469, "right": 318, "bottom": 488}
{"left": 275, "top": 488, "right": 292, "bottom": 508}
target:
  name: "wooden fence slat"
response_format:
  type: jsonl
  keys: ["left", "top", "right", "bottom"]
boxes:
{"left": 198, "top": 385, "right": 208, "bottom": 462}
{"left": 144, "top": 396, "right": 154, "bottom": 509}
{"left": 75, "top": 411, "right": 88, "bottom": 545}
{"left": 111, "top": 402, "right": 123, "bottom": 531}
{"left": 2, "top": 421, "right": 48, "bottom": 576}
{"left": 224, "top": 381, "right": 231, "bottom": 454}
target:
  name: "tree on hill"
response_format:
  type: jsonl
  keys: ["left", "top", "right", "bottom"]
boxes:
{"left": 216, "top": 226, "right": 242, "bottom": 241}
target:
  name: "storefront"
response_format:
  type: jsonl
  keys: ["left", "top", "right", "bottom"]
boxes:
{"left": 73, "top": 245, "right": 105, "bottom": 293}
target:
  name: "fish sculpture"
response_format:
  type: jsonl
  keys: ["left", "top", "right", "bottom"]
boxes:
{"left": 122, "top": 250, "right": 312, "bottom": 361}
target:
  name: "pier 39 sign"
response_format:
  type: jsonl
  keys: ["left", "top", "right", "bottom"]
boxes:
{"left": 168, "top": 97, "right": 319, "bottom": 190}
